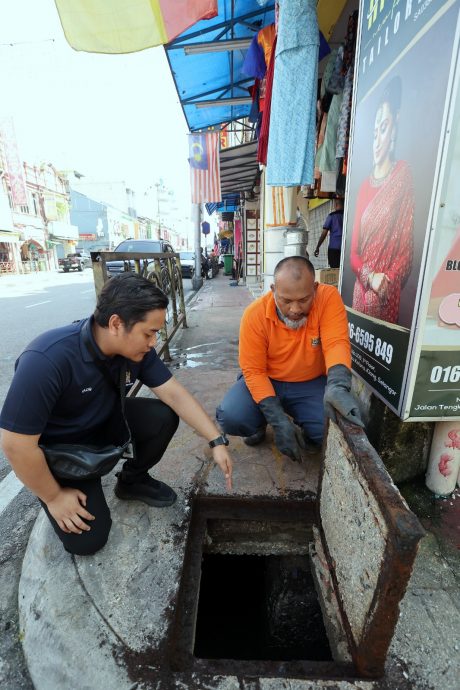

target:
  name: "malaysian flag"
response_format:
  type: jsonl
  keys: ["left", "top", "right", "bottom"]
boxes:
{"left": 188, "top": 132, "right": 221, "bottom": 204}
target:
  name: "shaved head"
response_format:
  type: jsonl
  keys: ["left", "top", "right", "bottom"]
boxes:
{"left": 271, "top": 257, "right": 317, "bottom": 329}
{"left": 273, "top": 256, "right": 315, "bottom": 283}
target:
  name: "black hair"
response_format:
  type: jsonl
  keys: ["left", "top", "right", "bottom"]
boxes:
{"left": 274, "top": 256, "right": 315, "bottom": 279}
{"left": 93, "top": 273, "right": 169, "bottom": 330}
{"left": 379, "top": 75, "right": 402, "bottom": 116}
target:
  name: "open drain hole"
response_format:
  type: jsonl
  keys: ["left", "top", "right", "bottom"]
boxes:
{"left": 194, "top": 553, "right": 332, "bottom": 662}
{"left": 169, "top": 498, "right": 351, "bottom": 678}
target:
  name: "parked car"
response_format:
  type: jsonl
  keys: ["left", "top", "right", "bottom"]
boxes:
{"left": 58, "top": 254, "right": 84, "bottom": 272}
{"left": 179, "top": 251, "right": 195, "bottom": 279}
{"left": 106, "top": 239, "right": 178, "bottom": 294}
{"left": 74, "top": 249, "right": 92, "bottom": 268}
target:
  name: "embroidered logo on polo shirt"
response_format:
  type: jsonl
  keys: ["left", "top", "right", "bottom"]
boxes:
{"left": 81, "top": 387, "right": 93, "bottom": 393}
{"left": 311, "top": 337, "right": 321, "bottom": 347}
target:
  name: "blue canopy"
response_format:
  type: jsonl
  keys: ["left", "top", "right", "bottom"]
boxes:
{"left": 205, "top": 194, "right": 240, "bottom": 215}
{"left": 165, "top": 1, "right": 275, "bottom": 132}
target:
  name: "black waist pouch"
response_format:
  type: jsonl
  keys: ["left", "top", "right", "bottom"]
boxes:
{"left": 40, "top": 439, "right": 131, "bottom": 481}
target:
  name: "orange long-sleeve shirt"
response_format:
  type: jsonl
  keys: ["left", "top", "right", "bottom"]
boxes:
{"left": 239, "top": 284, "right": 351, "bottom": 403}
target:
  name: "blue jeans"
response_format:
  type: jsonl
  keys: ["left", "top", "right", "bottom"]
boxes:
{"left": 216, "top": 374, "right": 326, "bottom": 445}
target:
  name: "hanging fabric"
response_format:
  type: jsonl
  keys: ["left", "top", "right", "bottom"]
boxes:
{"left": 257, "top": 35, "right": 278, "bottom": 165}
{"left": 335, "top": 11, "right": 359, "bottom": 168}
{"left": 266, "top": 0, "right": 319, "bottom": 187}
{"left": 265, "top": 186, "right": 298, "bottom": 227}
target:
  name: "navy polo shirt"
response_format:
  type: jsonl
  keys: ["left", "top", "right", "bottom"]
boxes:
{"left": 0, "top": 317, "right": 172, "bottom": 443}
{"left": 323, "top": 210, "right": 344, "bottom": 250}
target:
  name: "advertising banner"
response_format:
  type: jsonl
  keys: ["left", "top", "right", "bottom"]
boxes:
{"left": 0, "top": 118, "right": 27, "bottom": 207}
{"left": 406, "top": 51, "right": 460, "bottom": 419}
{"left": 341, "top": 0, "right": 460, "bottom": 415}
{"left": 0, "top": 189, "right": 15, "bottom": 232}
{"left": 79, "top": 233, "right": 97, "bottom": 241}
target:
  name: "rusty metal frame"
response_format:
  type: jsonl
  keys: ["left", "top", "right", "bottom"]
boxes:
{"left": 317, "top": 416, "right": 425, "bottom": 678}
{"left": 168, "top": 496, "right": 355, "bottom": 680}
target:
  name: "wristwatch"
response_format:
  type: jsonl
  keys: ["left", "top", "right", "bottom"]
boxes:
{"left": 208, "top": 434, "right": 229, "bottom": 448}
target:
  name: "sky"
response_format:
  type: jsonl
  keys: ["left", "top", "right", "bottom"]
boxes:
{"left": 0, "top": 0, "right": 193, "bottom": 221}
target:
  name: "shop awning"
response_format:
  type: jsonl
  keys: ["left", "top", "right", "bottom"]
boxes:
{"left": 165, "top": 1, "right": 275, "bottom": 132}
{"left": 205, "top": 193, "right": 240, "bottom": 215}
{"left": 23, "top": 239, "right": 45, "bottom": 252}
{"left": 220, "top": 140, "right": 259, "bottom": 195}
{"left": 204, "top": 141, "right": 259, "bottom": 214}
{"left": 0, "top": 232, "right": 20, "bottom": 244}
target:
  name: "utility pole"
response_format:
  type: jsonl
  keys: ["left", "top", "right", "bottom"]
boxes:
{"left": 191, "top": 202, "right": 203, "bottom": 291}
{"left": 155, "top": 181, "right": 162, "bottom": 238}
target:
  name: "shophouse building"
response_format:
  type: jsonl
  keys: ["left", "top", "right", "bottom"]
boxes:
{"left": 0, "top": 127, "right": 78, "bottom": 273}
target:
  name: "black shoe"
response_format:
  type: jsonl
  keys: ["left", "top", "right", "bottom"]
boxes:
{"left": 114, "top": 473, "right": 177, "bottom": 507}
{"left": 243, "top": 428, "right": 266, "bottom": 446}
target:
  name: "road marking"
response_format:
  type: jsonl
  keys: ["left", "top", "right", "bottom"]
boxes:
{"left": 25, "top": 300, "right": 51, "bottom": 309}
{"left": 0, "top": 471, "right": 23, "bottom": 516}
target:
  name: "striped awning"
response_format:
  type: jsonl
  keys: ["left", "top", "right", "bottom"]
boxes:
{"left": 220, "top": 140, "right": 259, "bottom": 196}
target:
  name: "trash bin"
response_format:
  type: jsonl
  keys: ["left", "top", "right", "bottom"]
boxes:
{"left": 223, "top": 254, "right": 234, "bottom": 276}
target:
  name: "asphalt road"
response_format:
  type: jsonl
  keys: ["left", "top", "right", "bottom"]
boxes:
{"left": 0, "top": 268, "right": 194, "bottom": 689}
{"left": 0, "top": 270, "right": 97, "bottom": 454}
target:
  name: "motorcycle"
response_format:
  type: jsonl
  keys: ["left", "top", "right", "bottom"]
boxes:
{"left": 201, "top": 254, "right": 219, "bottom": 279}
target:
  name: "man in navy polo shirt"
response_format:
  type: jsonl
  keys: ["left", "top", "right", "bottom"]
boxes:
{"left": 0, "top": 274, "right": 233, "bottom": 556}
{"left": 314, "top": 198, "right": 344, "bottom": 269}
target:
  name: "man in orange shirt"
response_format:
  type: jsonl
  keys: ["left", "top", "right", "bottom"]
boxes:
{"left": 217, "top": 257, "right": 363, "bottom": 461}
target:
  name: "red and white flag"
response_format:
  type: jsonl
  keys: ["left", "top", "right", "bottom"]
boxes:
{"left": 188, "top": 132, "right": 221, "bottom": 204}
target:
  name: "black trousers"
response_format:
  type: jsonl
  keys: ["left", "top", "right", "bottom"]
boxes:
{"left": 328, "top": 248, "right": 341, "bottom": 269}
{"left": 41, "top": 398, "right": 179, "bottom": 556}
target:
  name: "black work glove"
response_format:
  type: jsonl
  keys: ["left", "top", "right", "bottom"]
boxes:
{"left": 258, "top": 396, "right": 306, "bottom": 462}
{"left": 324, "top": 364, "right": 364, "bottom": 428}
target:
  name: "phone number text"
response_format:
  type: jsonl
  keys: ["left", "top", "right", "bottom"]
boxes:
{"left": 348, "top": 323, "right": 393, "bottom": 364}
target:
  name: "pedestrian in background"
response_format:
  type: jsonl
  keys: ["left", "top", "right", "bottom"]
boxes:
{"left": 314, "top": 197, "right": 344, "bottom": 268}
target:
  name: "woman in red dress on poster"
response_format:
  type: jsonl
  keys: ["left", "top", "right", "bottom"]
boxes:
{"left": 350, "top": 76, "right": 415, "bottom": 325}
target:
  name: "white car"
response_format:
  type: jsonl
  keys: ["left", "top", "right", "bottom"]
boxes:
{"left": 179, "top": 251, "right": 195, "bottom": 278}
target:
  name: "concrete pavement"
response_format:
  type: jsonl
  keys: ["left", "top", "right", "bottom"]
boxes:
{"left": 18, "top": 272, "right": 460, "bottom": 689}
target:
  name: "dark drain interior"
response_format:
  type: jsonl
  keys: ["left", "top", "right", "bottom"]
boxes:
{"left": 194, "top": 553, "right": 332, "bottom": 662}
{"left": 170, "top": 498, "right": 352, "bottom": 678}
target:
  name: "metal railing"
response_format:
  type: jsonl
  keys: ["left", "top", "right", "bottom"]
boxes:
{"left": 90, "top": 251, "right": 188, "bottom": 366}
{"left": 0, "top": 261, "right": 15, "bottom": 273}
